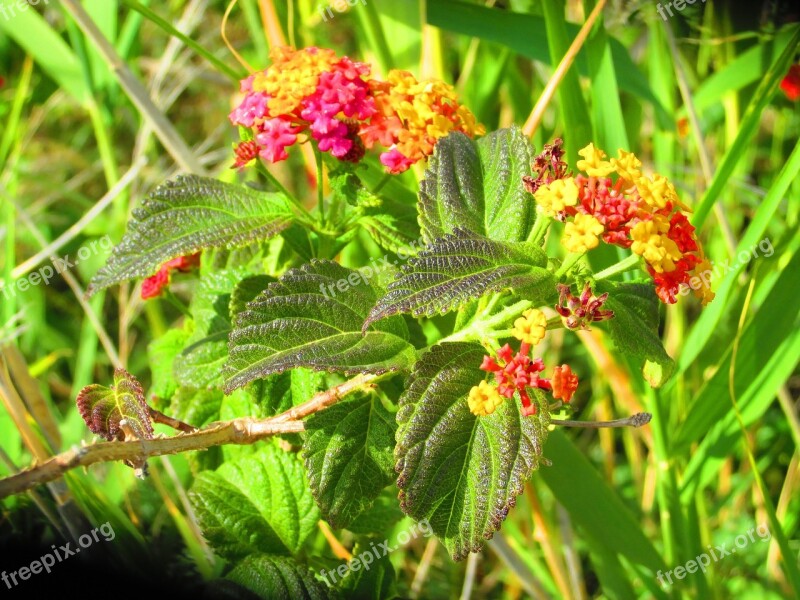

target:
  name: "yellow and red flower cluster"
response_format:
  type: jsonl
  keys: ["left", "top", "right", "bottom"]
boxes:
{"left": 230, "top": 46, "right": 483, "bottom": 173}
{"left": 529, "top": 142, "right": 714, "bottom": 305}
{"left": 467, "top": 308, "right": 578, "bottom": 417}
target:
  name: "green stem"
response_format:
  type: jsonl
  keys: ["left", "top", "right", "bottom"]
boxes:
{"left": 594, "top": 253, "right": 641, "bottom": 281}
{"left": 441, "top": 299, "right": 532, "bottom": 344}
{"left": 371, "top": 173, "right": 392, "bottom": 194}
{"left": 255, "top": 162, "right": 313, "bottom": 224}
{"left": 554, "top": 252, "right": 583, "bottom": 278}
{"left": 526, "top": 214, "right": 550, "bottom": 245}
{"left": 315, "top": 148, "right": 325, "bottom": 229}
{"left": 161, "top": 289, "right": 192, "bottom": 319}
{"left": 355, "top": 1, "right": 394, "bottom": 75}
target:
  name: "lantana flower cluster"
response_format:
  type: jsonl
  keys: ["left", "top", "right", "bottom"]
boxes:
{"left": 467, "top": 308, "right": 579, "bottom": 418}
{"left": 526, "top": 141, "right": 714, "bottom": 305}
{"left": 229, "top": 46, "right": 483, "bottom": 173}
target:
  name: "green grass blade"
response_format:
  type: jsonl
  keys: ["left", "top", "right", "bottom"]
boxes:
{"left": 678, "top": 137, "right": 800, "bottom": 373}
{"left": 538, "top": 431, "right": 668, "bottom": 596}
{"left": 691, "top": 25, "right": 800, "bottom": 228}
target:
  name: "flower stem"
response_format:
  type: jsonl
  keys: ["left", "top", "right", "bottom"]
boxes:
{"left": 551, "top": 412, "right": 652, "bottom": 429}
{"left": 554, "top": 252, "right": 583, "bottom": 278}
{"left": 526, "top": 214, "right": 550, "bottom": 245}
{"left": 315, "top": 148, "right": 325, "bottom": 228}
{"left": 594, "top": 253, "right": 642, "bottom": 281}
{"left": 442, "top": 299, "right": 532, "bottom": 344}
{"left": 371, "top": 173, "right": 392, "bottom": 194}
{"left": 161, "top": 289, "right": 192, "bottom": 318}
{"left": 255, "top": 162, "right": 313, "bottom": 223}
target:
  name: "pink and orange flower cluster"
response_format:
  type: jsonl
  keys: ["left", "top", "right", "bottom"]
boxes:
{"left": 229, "top": 46, "right": 483, "bottom": 173}
{"left": 527, "top": 141, "right": 714, "bottom": 305}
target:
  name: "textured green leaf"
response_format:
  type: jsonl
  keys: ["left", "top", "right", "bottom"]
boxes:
{"left": 418, "top": 127, "right": 536, "bottom": 244}
{"left": 477, "top": 127, "right": 538, "bottom": 241}
{"left": 364, "top": 229, "right": 552, "bottom": 328}
{"left": 596, "top": 281, "right": 675, "bottom": 387}
{"left": 303, "top": 394, "right": 396, "bottom": 529}
{"left": 176, "top": 269, "right": 246, "bottom": 389}
{"left": 395, "top": 343, "right": 550, "bottom": 560}
{"left": 87, "top": 176, "right": 293, "bottom": 294}
{"left": 169, "top": 388, "right": 223, "bottom": 428}
{"left": 358, "top": 213, "right": 420, "bottom": 255}
{"left": 230, "top": 275, "right": 276, "bottom": 317}
{"left": 344, "top": 490, "right": 405, "bottom": 535}
{"left": 224, "top": 260, "right": 417, "bottom": 392}
{"left": 76, "top": 368, "right": 153, "bottom": 441}
{"left": 418, "top": 132, "right": 483, "bottom": 242}
{"left": 226, "top": 555, "right": 330, "bottom": 600}
{"left": 190, "top": 444, "right": 319, "bottom": 559}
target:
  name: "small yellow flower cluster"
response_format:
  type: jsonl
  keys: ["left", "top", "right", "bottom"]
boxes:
{"left": 576, "top": 143, "right": 614, "bottom": 177}
{"left": 563, "top": 213, "right": 605, "bottom": 253}
{"left": 630, "top": 216, "right": 682, "bottom": 273}
{"left": 533, "top": 178, "right": 579, "bottom": 217}
{"left": 467, "top": 380, "right": 504, "bottom": 416}
{"left": 511, "top": 308, "right": 548, "bottom": 346}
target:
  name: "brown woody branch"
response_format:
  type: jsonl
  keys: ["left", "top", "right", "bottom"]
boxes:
{"left": 0, "top": 373, "right": 378, "bottom": 500}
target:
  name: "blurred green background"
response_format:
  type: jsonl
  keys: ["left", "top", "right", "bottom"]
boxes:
{"left": 1, "top": 1, "right": 799, "bottom": 598}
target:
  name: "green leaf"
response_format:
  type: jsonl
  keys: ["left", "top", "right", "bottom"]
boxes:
{"left": 76, "top": 368, "right": 153, "bottom": 441}
{"left": 344, "top": 490, "right": 405, "bottom": 535}
{"left": 189, "top": 444, "right": 319, "bottom": 559}
{"left": 418, "top": 126, "right": 536, "bottom": 244}
{"left": 226, "top": 555, "right": 330, "bottom": 600}
{"left": 395, "top": 343, "right": 550, "bottom": 560}
{"left": 230, "top": 275, "right": 277, "bottom": 317}
{"left": 692, "top": 25, "right": 800, "bottom": 228}
{"left": 169, "top": 387, "right": 223, "bottom": 428}
{"left": 0, "top": 8, "right": 88, "bottom": 103}
{"left": 303, "top": 394, "right": 397, "bottom": 529}
{"left": 147, "top": 328, "right": 190, "bottom": 403}
{"left": 364, "top": 229, "right": 553, "bottom": 328}
{"left": 358, "top": 206, "right": 421, "bottom": 254}
{"left": 168, "top": 387, "right": 224, "bottom": 472}
{"left": 596, "top": 281, "right": 675, "bottom": 387}
{"left": 87, "top": 176, "right": 294, "bottom": 294}
{"left": 175, "top": 269, "right": 247, "bottom": 389}
{"left": 675, "top": 245, "right": 800, "bottom": 457}
{"left": 224, "top": 260, "right": 417, "bottom": 392}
